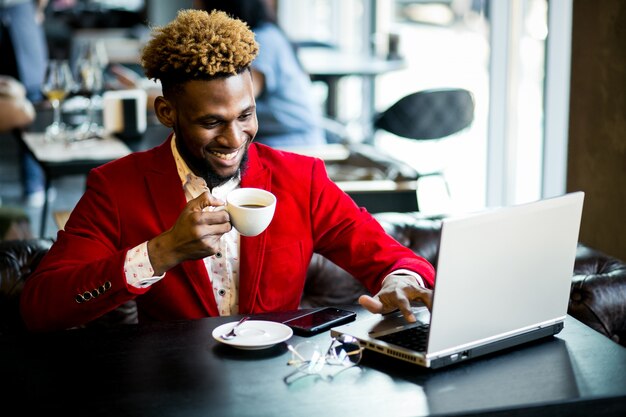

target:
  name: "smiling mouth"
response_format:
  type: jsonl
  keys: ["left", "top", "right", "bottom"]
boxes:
{"left": 210, "top": 148, "right": 240, "bottom": 161}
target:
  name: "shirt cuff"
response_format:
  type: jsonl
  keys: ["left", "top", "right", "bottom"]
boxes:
{"left": 125, "top": 241, "right": 165, "bottom": 288}
{"left": 383, "top": 269, "right": 426, "bottom": 288}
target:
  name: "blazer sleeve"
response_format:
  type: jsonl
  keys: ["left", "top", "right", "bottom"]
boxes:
{"left": 20, "top": 161, "right": 153, "bottom": 332}
{"left": 308, "top": 158, "right": 435, "bottom": 292}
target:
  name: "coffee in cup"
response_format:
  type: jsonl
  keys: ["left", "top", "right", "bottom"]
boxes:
{"left": 224, "top": 188, "right": 276, "bottom": 236}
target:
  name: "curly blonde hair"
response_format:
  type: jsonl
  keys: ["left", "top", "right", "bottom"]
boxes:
{"left": 141, "top": 9, "right": 259, "bottom": 93}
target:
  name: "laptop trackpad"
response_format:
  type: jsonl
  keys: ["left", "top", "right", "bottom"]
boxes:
{"left": 367, "top": 306, "right": 430, "bottom": 336}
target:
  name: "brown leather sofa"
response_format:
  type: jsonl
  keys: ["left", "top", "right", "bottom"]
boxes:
{"left": 2, "top": 212, "right": 626, "bottom": 347}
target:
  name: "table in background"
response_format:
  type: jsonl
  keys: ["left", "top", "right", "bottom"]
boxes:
{"left": 18, "top": 132, "right": 131, "bottom": 237}
{"left": 1, "top": 307, "right": 625, "bottom": 416}
{"left": 279, "top": 144, "right": 419, "bottom": 213}
{"left": 298, "top": 47, "right": 406, "bottom": 138}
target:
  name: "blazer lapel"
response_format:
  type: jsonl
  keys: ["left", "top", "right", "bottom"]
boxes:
{"left": 144, "top": 138, "right": 186, "bottom": 232}
{"left": 180, "top": 261, "right": 219, "bottom": 316}
{"left": 143, "top": 135, "right": 219, "bottom": 316}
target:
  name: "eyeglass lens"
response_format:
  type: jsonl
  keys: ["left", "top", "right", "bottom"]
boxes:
{"left": 289, "top": 335, "right": 363, "bottom": 370}
{"left": 327, "top": 335, "right": 362, "bottom": 366}
{"left": 284, "top": 335, "right": 363, "bottom": 384}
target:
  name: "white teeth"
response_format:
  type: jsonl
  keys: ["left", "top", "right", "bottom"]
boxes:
{"left": 211, "top": 150, "right": 238, "bottom": 160}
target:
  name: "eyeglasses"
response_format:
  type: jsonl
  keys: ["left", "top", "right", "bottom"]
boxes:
{"left": 283, "top": 334, "right": 363, "bottom": 384}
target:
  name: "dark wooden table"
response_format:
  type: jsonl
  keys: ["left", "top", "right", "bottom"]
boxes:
{"left": 1, "top": 306, "right": 625, "bottom": 417}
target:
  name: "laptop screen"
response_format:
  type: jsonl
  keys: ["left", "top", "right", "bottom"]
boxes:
{"left": 426, "top": 192, "right": 584, "bottom": 356}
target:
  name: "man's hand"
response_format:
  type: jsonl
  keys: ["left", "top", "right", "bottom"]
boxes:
{"left": 359, "top": 274, "right": 433, "bottom": 322}
{"left": 147, "top": 191, "right": 231, "bottom": 275}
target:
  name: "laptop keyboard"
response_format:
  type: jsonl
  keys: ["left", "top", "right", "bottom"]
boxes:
{"left": 376, "top": 323, "right": 430, "bottom": 352}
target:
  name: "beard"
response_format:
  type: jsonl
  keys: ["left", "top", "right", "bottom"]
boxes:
{"left": 205, "top": 151, "right": 249, "bottom": 189}
{"left": 175, "top": 130, "right": 250, "bottom": 190}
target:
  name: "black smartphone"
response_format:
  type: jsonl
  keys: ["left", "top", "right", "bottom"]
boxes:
{"left": 284, "top": 307, "right": 357, "bottom": 336}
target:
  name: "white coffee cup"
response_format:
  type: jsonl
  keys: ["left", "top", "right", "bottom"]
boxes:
{"left": 223, "top": 188, "right": 276, "bottom": 237}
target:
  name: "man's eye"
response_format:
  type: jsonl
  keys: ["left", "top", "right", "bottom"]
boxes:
{"left": 203, "top": 121, "right": 220, "bottom": 128}
{"left": 239, "top": 113, "right": 253, "bottom": 120}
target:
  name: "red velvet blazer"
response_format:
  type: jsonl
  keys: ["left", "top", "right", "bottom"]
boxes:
{"left": 20, "top": 137, "right": 435, "bottom": 331}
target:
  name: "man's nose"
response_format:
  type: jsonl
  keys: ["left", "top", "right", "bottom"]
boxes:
{"left": 218, "top": 123, "right": 247, "bottom": 147}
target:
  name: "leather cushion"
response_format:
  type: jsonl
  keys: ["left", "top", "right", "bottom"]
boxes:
{"left": 571, "top": 244, "right": 626, "bottom": 345}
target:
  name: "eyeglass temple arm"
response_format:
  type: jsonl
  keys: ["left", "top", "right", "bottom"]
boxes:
{"left": 287, "top": 344, "right": 307, "bottom": 362}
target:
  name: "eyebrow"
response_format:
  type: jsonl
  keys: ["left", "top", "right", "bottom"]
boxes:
{"left": 194, "top": 104, "right": 256, "bottom": 123}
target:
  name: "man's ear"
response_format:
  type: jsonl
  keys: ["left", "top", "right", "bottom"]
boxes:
{"left": 154, "top": 96, "right": 175, "bottom": 128}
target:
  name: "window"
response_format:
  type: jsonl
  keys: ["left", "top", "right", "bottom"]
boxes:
{"left": 279, "top": 0, "right": 568, "bottom": 213}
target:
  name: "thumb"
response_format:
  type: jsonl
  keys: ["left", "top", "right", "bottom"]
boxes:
{"left": 191, "top": 191, "right": 225, "bottom": 212}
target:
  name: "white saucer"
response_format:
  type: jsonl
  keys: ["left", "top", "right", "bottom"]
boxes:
{"left": 212, "top": 320, "right": 293, "bottom": 350}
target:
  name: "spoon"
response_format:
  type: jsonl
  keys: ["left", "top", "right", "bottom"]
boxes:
{"left": 220, "top": 316, "right": 250, "bottom": 340}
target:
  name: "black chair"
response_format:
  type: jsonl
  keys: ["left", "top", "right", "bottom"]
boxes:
{"left": 372, "top": 88, "right": 474, "bottom": 195}
{"left": 324, "top": 88, "right": 475, "bottom": 212}
{"left": 0, "top": 238, "right": 138, "bottom": 335}
{"left": 374, "top": 88, "right": 475, "bottom": 141}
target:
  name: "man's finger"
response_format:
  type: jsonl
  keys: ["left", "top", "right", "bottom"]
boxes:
{"left": 191, "top": 191, "right": 225, "bottom": 212}
{"left": 407, "top": 286, "right": 433, "bottom": 311}
{"left": 358, "top": 294, "right": 384, "bottom": 314}
{"left": 396, "top": 296, "right": 416, "bottom": 323}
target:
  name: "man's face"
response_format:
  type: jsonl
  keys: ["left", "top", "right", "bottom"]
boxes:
{"left": 162, "top": 72, "right": 258, "bottom": 186}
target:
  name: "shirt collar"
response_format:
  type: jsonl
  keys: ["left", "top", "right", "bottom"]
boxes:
{"left": 170, "top": 134, "right": 240, "bottom": 200}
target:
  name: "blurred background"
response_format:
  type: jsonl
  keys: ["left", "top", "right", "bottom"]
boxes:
{"left": 59, "top": 0, "right": 550, "bottom": 213}
{"left": 7, "top": 0, "right": 554, "bottom": 211}
{"left": 1, "top": 0, "right": 625, "bottom": 260}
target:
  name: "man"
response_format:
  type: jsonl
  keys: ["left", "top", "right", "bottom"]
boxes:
{"left": 20, "top": 10, "right": 434, "bottom": 332}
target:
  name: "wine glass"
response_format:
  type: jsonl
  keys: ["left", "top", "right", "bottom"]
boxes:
{"left": 73, "top": 40, "right": 108, "bottom": 140}
{"left": 42, "top": 60, "right": 74, "bottom": 142}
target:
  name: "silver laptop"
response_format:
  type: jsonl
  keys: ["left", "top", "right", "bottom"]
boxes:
{"left": 331, "top": 192, "right": 585, "bottom": 369}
